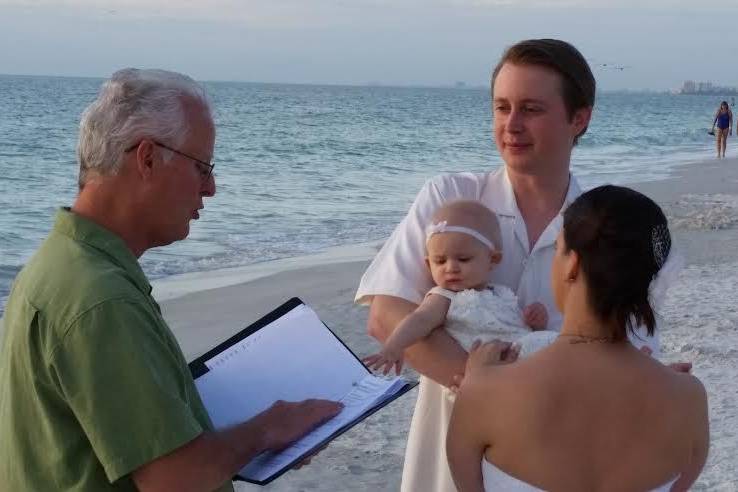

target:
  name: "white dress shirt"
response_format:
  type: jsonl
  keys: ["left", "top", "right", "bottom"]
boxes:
{"left": 356, "top": 166, "right": 577, "bottom": 331}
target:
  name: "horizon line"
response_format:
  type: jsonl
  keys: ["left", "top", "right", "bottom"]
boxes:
{"left": 0, "top": 72, "right": 726, "bottom": 94}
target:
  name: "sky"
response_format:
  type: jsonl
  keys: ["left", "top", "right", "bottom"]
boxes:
{"left": 1, "top": 0, "right": 737, "bottom": 90}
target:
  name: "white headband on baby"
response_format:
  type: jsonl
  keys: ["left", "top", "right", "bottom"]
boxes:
{"left": 425, "top": 221, "right": 496, "bottom": 250}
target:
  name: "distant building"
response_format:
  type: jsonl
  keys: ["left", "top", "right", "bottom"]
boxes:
{"left": 678, "top": 80, "right": 738, "bottom": 95}
{"left": 682, "top": 80, "right": 696, "bottom": 93}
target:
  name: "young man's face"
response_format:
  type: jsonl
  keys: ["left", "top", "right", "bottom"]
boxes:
{"left": 492, "top": 62, "right": 590, "bottom": 177}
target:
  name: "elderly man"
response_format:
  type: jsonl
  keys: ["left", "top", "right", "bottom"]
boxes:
{"left": 0, "top": 69, "right": 341, "bottom": 492}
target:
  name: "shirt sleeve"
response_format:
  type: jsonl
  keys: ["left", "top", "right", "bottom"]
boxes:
{"left": 49, "top": 299, "right": 204, "bottom": 483}
{"left": 354, "top": 173, "right": 484, "bottom": 306}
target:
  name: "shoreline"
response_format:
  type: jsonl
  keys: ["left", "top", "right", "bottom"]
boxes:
{"left": 154, "top": 155, "right": 738, "bottom": 309}
{"left": 151, "top": 240, "right": 381, "bottom": 304}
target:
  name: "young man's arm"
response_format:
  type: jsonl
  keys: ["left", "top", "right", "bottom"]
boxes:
{"left": 368, "top": 295, "right": 467, "bottom": 387}
{"left": 132, "top": 399, "right": 342, "bottom": 492}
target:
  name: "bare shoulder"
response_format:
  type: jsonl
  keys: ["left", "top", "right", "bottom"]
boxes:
{"left": 461, "top": 359, "right": 540, "bottom": 412}
{"left": 460, "top": 364, "right": 513, "bottom": 406}
{"left": 673, "top": 371, "right": 708, "bottom": 412}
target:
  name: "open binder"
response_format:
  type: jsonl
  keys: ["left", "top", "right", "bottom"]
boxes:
{"left": 189, "top": 297, "right": 417, "bottom": 485}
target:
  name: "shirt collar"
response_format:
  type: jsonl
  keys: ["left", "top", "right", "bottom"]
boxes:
{"left": 53, "top": 207, "right": 153, "bottom": 296}
{"left": 485, "top": 166, "right": 582, "bottom": 218}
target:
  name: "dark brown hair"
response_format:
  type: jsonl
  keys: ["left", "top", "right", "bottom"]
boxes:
{"left": 492, "top": 39, "right": 596, "bottom": 145}
{"left": 563, "top": 185, "right": 670, "bottom": 340}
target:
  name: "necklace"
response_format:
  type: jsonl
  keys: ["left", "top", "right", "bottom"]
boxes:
{"left": 557, "top": 333, "right": 619, "bottom": 345}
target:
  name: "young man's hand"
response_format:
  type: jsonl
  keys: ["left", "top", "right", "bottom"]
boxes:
{"left": 523, "top": 302, "right": 548, "bottom": 331}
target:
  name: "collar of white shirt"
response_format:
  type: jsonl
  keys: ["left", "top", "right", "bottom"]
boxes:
{"left": 484, "top": 166, "right": 582, "bottom": 253}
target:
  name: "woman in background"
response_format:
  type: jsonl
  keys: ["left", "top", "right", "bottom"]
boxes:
{"left": 711, "top": 100, "right": 732, "bottom": 158}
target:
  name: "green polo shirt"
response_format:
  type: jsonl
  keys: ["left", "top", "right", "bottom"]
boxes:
{"left": 0, "top": 208, "right": 234, "bottom": 492}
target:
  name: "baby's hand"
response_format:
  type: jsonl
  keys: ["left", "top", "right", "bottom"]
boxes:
{"left": 523, "top": 302, "right": 548, "bottom": 331}
{"left": 363, "top": 349, "right": 404, "bottom": 376}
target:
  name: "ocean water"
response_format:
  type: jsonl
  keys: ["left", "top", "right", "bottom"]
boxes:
{"left": 0, "top": 74, "right": 729, "bottom": 310}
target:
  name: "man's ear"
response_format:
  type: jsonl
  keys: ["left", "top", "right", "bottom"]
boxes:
{"left": 425, "top": 257, "right": 431, "bottom": 270}
{"left": 571, "top": 106, "right": 592, "bottom": 138}
{"left": 133, "top": 140, "right": 157, "bottom": 180}
{"left": 490, "top": 250, "right": 502, "bottom": 266}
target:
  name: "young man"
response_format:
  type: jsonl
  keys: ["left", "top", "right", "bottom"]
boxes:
{"left": 354, "top": 39, "right": 658, "bottom": 492}
{"left": 0, "top": 69, "right": 342, "bottom": 492}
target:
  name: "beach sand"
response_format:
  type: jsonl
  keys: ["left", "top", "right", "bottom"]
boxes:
{"left": 156, "top": 157, "right": 738, "bottom": 491}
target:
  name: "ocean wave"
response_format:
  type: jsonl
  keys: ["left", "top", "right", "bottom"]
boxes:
{"left": 665, "top": 194, "right": 738, "bottom": 230}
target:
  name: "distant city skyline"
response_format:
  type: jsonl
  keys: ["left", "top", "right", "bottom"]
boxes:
{"left": 2, "top": 0, "right": 737, "bottom": 91}
{"left": 3, "top": 72, "right": 738, "bottom": 96}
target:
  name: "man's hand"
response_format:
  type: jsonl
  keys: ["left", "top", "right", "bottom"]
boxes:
{"left": 255, "top": 399, "right": 344, "bottom": 452}
{"left": 522, "top": 302, "right": 548, "bottom": 331}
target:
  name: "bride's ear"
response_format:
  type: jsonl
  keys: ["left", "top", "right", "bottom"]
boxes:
{"left": 565, "top": 250, "right": 580, "bottom": 283}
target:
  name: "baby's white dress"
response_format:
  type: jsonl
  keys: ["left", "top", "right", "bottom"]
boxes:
{"left": 427, "top": 285, "right": 530, "bottom": 350}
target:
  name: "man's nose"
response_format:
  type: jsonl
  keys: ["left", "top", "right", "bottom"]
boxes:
{"left": 506, "top": 108, "right": 524, "bottom": 132}
{"left": 446, "top": 260, "right": 460, "bottom": 272}
{"left": 201, "top": 173, "right": 216, "bottom": 197}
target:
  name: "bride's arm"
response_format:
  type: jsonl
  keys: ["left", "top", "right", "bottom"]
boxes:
{"left": 672, "top": 378, "right": 709, "bottom": 491}
{"left": 446, "top": 377, "right": 488, "bottom": 492}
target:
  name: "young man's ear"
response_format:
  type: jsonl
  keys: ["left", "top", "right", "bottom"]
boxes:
{"left": 571, "top": 106, "right": 593, "bottom": 138}
{"left": 489, "top": 250, "right": 502, "bottom": 266}
{"left": 424, "top": 257, "right": 431, "bottom": 270}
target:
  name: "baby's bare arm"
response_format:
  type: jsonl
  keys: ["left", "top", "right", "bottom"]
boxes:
{"left": 383, "top": 294, "right": 451, "bottom": 354}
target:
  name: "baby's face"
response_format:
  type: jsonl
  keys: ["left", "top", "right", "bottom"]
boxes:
{"left": 426, "top": 232, "right": 495, "bottom": 291}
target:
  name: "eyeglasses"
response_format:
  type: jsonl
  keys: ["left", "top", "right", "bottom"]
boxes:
{"left": 125, "top": 140, "right": 214, "bottom": 180}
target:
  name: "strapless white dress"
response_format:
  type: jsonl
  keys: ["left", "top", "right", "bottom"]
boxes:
{"left": 482, "top": 459, "right": 680, "bottom": 491}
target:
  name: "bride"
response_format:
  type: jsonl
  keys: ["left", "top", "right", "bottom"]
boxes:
{"left": 446, "top": 185, "right": 709, "bottom": 491}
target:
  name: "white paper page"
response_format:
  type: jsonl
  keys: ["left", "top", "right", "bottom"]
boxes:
{"left": 239, "top": 373, "right": 406, "bottom": 481}
{"left": 194, "top": 304, "right": 370, "bottom": 431}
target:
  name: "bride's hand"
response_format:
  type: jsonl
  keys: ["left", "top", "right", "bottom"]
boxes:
{"left": 450, "top": 340, "right": 519, "bottom": 393}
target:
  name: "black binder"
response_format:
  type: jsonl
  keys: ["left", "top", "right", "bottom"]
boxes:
{"left": 188, "top": 297, "right": 417, "bottom": 485}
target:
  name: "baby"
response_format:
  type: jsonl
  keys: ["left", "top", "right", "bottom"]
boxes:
{"left": 364, "top": 200, "right": 551, "bottom": 376}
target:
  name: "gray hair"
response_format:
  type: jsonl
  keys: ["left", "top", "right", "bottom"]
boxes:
{"left": 77, "top": 68, "right": 212, "bottom": 187}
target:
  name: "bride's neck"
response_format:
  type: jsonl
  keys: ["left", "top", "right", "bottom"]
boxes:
{"left": 559, "top": 297, "right": 621, "bottom": 341}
